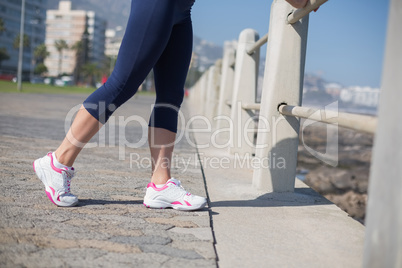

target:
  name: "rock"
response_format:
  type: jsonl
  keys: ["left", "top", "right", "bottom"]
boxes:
{"left": 325, "top": 192, "right": 368, "bottom": 223}
{"left": 298, "top": 122, "right": 374, "bottom": 223}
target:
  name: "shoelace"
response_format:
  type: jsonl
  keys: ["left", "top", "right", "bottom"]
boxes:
{"left": 175, "top": 180, "right": 191, "bottom": 196}
{"left": 62, "top": 169, "right": 74, "bottom": 194}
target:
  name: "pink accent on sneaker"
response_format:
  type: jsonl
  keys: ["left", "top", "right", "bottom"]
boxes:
{"left": 147, "top": 181, "right": 176, "bottom": 191}
{"left": 45, "top": 191, "right": 57, "bottom": 205}
{"left": 184, "top": 200, "right": 192, "bottom": 206}
{"left": 47, "top": 152, "right": 63, "bottom": 174}
{"left": 33, "top": 161, "right": 36, "bottom": 172}
{"left": 49, "top": 186, "right": 55, "bottom": 196}
{"left": 171, "top": 201, "right": 182, "bottom": 205}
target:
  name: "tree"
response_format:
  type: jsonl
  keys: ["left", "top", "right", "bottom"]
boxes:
{"left": 71, "top": 40, "right": 85, "bottom": 84}
{"left": 0, "top": 17, "right": 6, "bottom": 34}
{"left": 0, "top": 47, "right": 10, "bottom": 69}
{"left": 71, "top": 29, "right": 90, "bottom": 84}
{"left": 54, "top": 39, "right": 69, "bottom": 76}
{"left": 101, "top": 55, "right": 112, "bottom": 77}
{"left": 13, "top": 34, "right": 30, "bottom": 50}
{"left": 81, "top": 63, "right": 100, "bottom": 87}
{"left": 33, "top": 44, "right": 49, "bottom": 64}
{"left": 34, "top": 63, "right": 48, "bottom": 75}
{"left": 185, "top": 67, "right": 203, "bottom": 88}
{"left": 71, "top": 41, "right": 82, "bottom": 83}
{"left": 32, "top": 44, "right": 49, "bottom": 76}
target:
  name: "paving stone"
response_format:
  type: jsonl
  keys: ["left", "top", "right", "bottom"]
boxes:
{"left": 0, "top": 93, "right": 217, "bottom": 267}
{"left": 169, "top": 227, "right": 214, "bottom": 242}
{"left": 140, "top": 244, "right": 203, "bottom": 259}
{"left": 110, "top": 235, "right": 172, "bottom": 246}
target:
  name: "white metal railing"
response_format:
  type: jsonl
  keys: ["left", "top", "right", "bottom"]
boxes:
{"left": 240, "top": 102, "right": 378, "bottom": 134}
{"left": 246, "top": 33, "right": 268, "bottom": 55}
{"left": 278, "top": 104, "right": 377, "bottom": 134}
{"left": 188, "top": 0, "right": 401, "bottom": 266}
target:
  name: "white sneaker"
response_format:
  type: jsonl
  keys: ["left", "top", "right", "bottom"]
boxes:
{"left": 33, "top": 152, "right": 78, "bottom": 207}
{"left": 143, "top": 178, "right": 207, "bottom": 211}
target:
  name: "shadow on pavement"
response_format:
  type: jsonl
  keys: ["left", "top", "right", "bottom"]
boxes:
{"left": 209, "top": 187, "right": 333, "bottom": 208}
{"left": 77, "top": 198, "right": 144, "bottom": 206}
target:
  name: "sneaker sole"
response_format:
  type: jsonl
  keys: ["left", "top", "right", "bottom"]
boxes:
{"left": 33, "top": 160, "right": 78, "bottom": 207}
{"left": 143, "top": 199, "right": 207, "bottom": 211}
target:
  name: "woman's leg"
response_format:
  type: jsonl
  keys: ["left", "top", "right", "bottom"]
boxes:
{"left": 34, "top": 0, "right": 183, "bottom": 207}
{"left": 148, "top": 127, "right": 176, "bottom": 185}
{"left": 54, "top": 0, "right": 178, "bottom": 167}
{"left": 143, "top": 1, "right": 207, "bottom": 210}
{"left": 148, "top": 17, "right": 193, "bottom": 185}
{"left": 55, "top": 105, "right": 102, "bottom": 166}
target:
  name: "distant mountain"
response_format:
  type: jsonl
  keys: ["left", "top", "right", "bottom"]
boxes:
{"left": 303, "top": 73, "right": 328, "bottom": 92}
{"left": 193, "top": 36, "right": 223, "bottom": 71}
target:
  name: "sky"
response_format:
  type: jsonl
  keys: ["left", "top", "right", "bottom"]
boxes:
{"left": 191, "top": 0, "right": 390, "bottom": 88}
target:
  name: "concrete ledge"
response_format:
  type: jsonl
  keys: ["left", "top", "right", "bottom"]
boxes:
{"left": 190, "top": 114, "right": 365, "bottom": 267}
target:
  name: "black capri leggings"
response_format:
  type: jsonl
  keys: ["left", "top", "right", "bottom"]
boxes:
{"left": 83, "top": 0, "right": 195, "bottom": 133}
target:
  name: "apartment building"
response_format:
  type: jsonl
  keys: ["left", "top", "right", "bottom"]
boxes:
{"left": 0, "top": 0, "right": 47, "bottom": 79}
{"left": 87, "top": 11, "right": 107, "bottom": 66}
{"left": 45, "top": 1, "right": 106, "bottom": 77}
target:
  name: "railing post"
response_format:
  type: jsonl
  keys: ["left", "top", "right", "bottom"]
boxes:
{"left": 229, "top": 29, "right": 260, "bottom": 156}
{"left": 194, "top": 68, "right": 209, "bottom": 116}
{"left": 363, "top": 0, "right": 402, "bottom": 266}
{"left": 205, "top": 60, "right": 222, "bottom": 128}
{"left": 188, "top": 74, "right": 200, "bottom": 113}
{"left": 252, "top": 0, "right": 308, "bottom": 192}
{"left": 216, "top": 41, "right": 236, "bottom": 138}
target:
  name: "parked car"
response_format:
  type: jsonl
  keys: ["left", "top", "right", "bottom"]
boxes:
{"left": 54, "top": 76, "right": 74, "bottom": 86}
{"left": 0, "top": 74, "right": 15, "bottom": 81}
{"left": 11, "top": 76, "right": 30, "bottom": 83}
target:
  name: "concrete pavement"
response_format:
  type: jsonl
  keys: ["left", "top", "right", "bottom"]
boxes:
{"left": 0, "top": 93, "right": 216, "bottom": 267}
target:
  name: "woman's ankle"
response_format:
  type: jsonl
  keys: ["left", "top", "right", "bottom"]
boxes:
{"left": 54, "top": 149, "right": 76, "bottom": 167}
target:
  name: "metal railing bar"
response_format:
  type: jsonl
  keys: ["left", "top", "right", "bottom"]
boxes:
{"left": 247, "top": 33, "right": 268, "bottom": 55}
{"left": 278, "top": 104, "right": 377, "bottom": 134}
{"left": 242, "top": 103, "right": 261, "bottom": 110}
{"left": 287, "top": 0, "right": 328, "bottom": 24}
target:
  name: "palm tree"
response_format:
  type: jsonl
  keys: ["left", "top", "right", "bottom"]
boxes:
{"left": 0, "top": 18, "right": 8, "bottom": 70}
{"left": 81, "top": 63, "right": 100, "bottom": 87}
{"left": 0, "top": 47, "right": 10, "bottom": 69}
{"left": 0, "top": 17, "right": 6, "bottom": 34}
{"left": 71, "top": 29, "right": 90, "bottom": 84}
{"left": 32, "top": 44, "right": 49, "bottom": 76}
{"left": 13, "top": 34, "right": 30, "bottom": 50}
{"left": 34, "top": 44, "right": 49, "bottom": 64}
{"left": 34, "top": 63, "right": 48, "bottom": 75}
{"left": 54, "top": 39, "right": 68, "bottom": 76}
{"left": 71, "top": 40, "right": 84, "bottom": 84}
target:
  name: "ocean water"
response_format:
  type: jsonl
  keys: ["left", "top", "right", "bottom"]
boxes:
{"left": 302, "top": 99, "right": 378, "bottom": 116}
